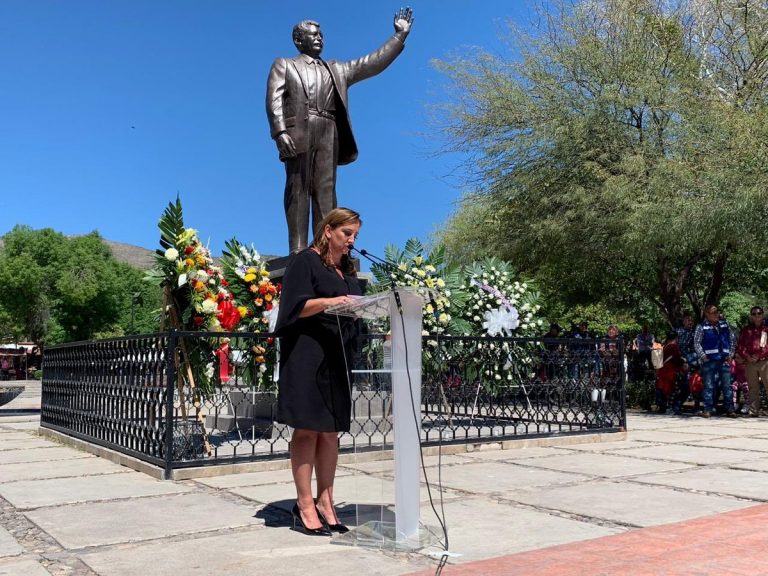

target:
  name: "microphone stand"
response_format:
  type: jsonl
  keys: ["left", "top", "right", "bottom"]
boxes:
{"left": 351, "top": 247, "right": 440, "bottom": 319}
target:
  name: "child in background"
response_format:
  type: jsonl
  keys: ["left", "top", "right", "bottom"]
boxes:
{"left": 655, "top": 332, "right": 685, "bottom": 413}
{"left": 731, "top": 357, "right": 750, "bottom": 414}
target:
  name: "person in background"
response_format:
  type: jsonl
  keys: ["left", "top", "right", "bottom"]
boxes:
{"left": 570, "top": 321, "right": 596, "bottom": 378}
{"left": 694, "top": 304, "right": 736, "bottom": 418}
{"left": 599, "top": 324, "right": 622, "bottom": 381}
{"left": 635, "top": 324, "right": 655, "bottom": 371}
{"left": 671, "top": 313, "right": 696, "bottom": 415}
{"left": 541, "top": 323, "right": 563, "bottom": 381}
{"left": 675, "top": 314, "right": 696, "bottom": 365}
{"left": 736, "top": 306, "right": 768, "bottom": 417}
{"left": 730, "top": 357, "right": 750, "bottom": 415}
{"left": 655, "top": 331, "right": 686, "bottom": 413}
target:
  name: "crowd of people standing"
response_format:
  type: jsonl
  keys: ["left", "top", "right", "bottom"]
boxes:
{"left": 539, "top": 306, "right": 768, "bottom": 418}
{"left": 659, "top": 304, "right": 768, "bottom": 418}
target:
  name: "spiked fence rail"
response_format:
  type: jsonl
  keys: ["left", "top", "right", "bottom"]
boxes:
{"left": 41, "top": 332, "right": 626, "bottom": 478}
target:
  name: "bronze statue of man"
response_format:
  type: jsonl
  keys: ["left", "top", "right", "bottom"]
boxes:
{"left": 266, "top": 8, "right": 414, "bottom": 254}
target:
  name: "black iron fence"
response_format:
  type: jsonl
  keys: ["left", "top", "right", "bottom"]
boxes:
{"left": 41, "top": 332, "right": 626, "bottom": 478}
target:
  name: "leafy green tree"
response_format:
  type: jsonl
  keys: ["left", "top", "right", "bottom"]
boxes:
{"left": 435, "top": 0, "right": 768, "bottom": 327}
{"left": 0, "top": 226, "right": 161, "bottom": 344}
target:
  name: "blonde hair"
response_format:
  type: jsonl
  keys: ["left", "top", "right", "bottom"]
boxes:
{"left": 311, "top": 207, "right": 362, "bottom": 275}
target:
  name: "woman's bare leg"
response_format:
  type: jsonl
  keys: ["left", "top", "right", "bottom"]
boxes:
{"left": 290, "top": 428, "right": 323, "bottom": 529}
{"left": 315, "top": 431, "right": 341, "bottom": 524}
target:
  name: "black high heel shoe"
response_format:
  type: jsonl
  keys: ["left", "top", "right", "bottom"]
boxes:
{"left": 315, "top": 506, "right": 350, "bottom": 534}
{"left": 291, "top": 503, "right": 331, "bottom": 536}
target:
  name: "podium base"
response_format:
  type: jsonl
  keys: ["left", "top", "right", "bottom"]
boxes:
{"left": 330, "top": 520, "right": 441, "bottom": 552}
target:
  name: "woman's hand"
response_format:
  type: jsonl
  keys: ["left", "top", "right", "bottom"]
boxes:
{"left": 299, "top": 295, "right": 354, "bottom": 318}
{"left": 325, "top": 295, "right": 353, "bottom": 309}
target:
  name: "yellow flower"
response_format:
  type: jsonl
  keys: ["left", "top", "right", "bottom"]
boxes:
{"left": 414, "top": 256, "right": 423, "bottom": 265}
{"left": 425, "top": 304, "right": 434, "bottom": 314}
{"left": 436, "top": 278, "right": 446, "bottom": 288}
{"left": 425, "top": 277, "right": 435, "bottom": 288}
{"left": 260, "top": 269, "right": 270, "bottom": 277}
{"left": 237, "top": 306, "right": 248, "bottom": 317}
{"left": 184, "top": 258, "right": 195, "bottom": 267}
{"left": 246, "top": 267, "right": 257, "bottom": 274}
{"left": 195, "top": 254, "right": 206, "bottom": 266}
{"left": 398, "top": 263, "right": 407, "bottom": 272}
{"left": 244, "top": 273, "right": 256, "bottom": 282}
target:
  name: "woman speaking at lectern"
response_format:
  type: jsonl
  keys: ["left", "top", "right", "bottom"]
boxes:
{"left": 274, "top": 207, "right": 362, "bottom": 536}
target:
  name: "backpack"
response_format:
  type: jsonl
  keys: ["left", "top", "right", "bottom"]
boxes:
{"left": 689, "top": 372, "right": 703, "bottom": 395}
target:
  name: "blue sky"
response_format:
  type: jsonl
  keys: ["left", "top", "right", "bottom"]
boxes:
{"left": 0, "top": 1, "right": 529, "bottom": 267}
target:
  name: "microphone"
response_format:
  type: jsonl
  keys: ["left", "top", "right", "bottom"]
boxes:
{"left": 351, "top": 246, "right": 403, "bottom": 313}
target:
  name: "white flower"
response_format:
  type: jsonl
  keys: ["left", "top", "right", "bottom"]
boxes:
{"left": 201, "top": 299, "right": 217, "bottom": 314}
{"left": 164, "top": 247, "right": 179, "bottom": 261}
{"left": 205, "top": 362, "right": 215, "bottom": 379}
{"left": 196, "top": 270, "right": 209, "bottom": 282}
{"left": 259, "top": 363, "right": 268, "bottom": 374}
{"left": 436, "top": 278, "right": 445, "bottom": 288}
{"left": 482, "top": 306, "right": 520, "bottom": 337}
{"left": 178, "top": 273, "right": 188, "bottom": 287}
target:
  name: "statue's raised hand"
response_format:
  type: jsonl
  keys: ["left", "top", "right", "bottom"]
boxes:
{"left": 393, "top": 6, "right": 413, "bottom": 37}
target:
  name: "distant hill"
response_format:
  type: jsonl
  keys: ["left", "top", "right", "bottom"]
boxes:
{"left": 104, "top": 240, "right": 157, "bottom": 270}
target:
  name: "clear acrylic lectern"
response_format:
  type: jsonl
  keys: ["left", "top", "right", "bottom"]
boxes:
{"left": 326, "top": 287, "right": 440, "bottom": 551}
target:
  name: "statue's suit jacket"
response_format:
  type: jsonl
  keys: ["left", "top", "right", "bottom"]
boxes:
{"left": 266, "top": 35, "right": 405, "bottom": 166}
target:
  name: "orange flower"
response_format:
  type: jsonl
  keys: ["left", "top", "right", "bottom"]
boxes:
{"left": 265, "top": 293, "right": 273, "bottom": 302}
{"left": 185, "top": 258, "right": 195, "bottom": 267}
{"left": 249, "top": 284, "right": 258, "bottom": 293}
{"left": 254, "top": 298, "right": 263, "bottom": 306}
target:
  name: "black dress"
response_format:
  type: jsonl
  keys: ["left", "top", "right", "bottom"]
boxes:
{"left": 274, "top": 249, "right": 362, "bottom": 432}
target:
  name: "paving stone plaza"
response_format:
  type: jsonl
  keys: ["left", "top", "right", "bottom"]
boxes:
{"left": 2, "top": 380, "right": 768, "bottom": 575}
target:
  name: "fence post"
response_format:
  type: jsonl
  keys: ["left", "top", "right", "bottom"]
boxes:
{"left": 163, "top": 330, "right": 177, "bottom": 480}
{"left": 618, "top": 337, "right": 627, "bottom": 428}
